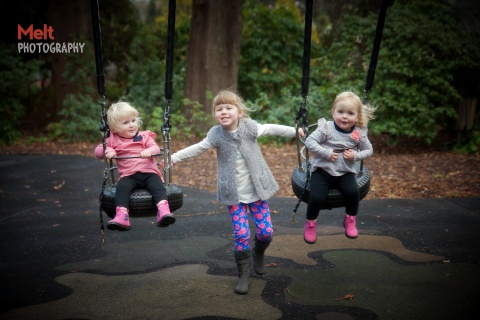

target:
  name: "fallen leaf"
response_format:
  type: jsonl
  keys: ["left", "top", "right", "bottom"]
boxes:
{"left": 53, "top": 181, "right": 65, "bottom": 190}
{"left": 336, "top": 294, "right": 355, "bottom": 300}
{"left": 265, "top": 262, "right": 279, "bottom": 267}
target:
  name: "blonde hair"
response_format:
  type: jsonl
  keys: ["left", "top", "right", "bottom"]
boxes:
{"left": 212, "top": 90, "right": 255, "bottom": 118}
{"left": 333, "top": 91, "right": 376, "bottom": 128}
{"left": 107, "top": 101, "right": 143, "bottom": 133}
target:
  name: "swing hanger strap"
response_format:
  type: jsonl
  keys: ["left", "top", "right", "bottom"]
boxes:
{"left": 301, "top": 0, "right": 313, "bottom": 98}
{"left": 364, "top": 0, "right": 389, "bottom": 98}
{"left": 295, "top": 96, "right": 309, "bottom": 128}
{"left": 162, "top": 103, "right": 172, "bottom": 134}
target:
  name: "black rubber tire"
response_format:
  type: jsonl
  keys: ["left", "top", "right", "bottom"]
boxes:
{"left": 101, "top": 184, "right": 183, "bottom": 218}
{"left": 291, "top": 161, "right": 370, "bottom": 210}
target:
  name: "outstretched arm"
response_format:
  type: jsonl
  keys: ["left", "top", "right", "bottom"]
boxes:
{"left": 257, "top": 123, "right": 304, "bottom": 138}
{"left": 170, "top": 138, "right": 214, "bottom": 164}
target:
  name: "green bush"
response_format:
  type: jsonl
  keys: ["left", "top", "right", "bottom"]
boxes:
{"left": 0, "top": 45, "right": 43, "bottom": 145}
{"left": 46, "top": 39, "right": 99, "bottom": 142}
{"left": 311, "top": 0, "right": 480, "bottom": 143}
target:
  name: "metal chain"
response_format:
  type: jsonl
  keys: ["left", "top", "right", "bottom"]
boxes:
{"left": 162, "top": 101, "right": 173, "bottom": 185}
{"left": 98, "top": 96, "right": 108, "bottom": 245}
{"left": 292, "top": 96, "right": 311, "bottom": 224}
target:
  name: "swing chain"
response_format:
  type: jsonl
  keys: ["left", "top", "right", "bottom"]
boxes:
{"left": 295, "top": 96, "right": 310, "bottom": 170}
{"left": 162, "top": 102, "right": 172, "bottom": 134}
{"left": 162, "top": 100, "right": 173, "bottom": 185}
{"left": 292, "top": 96, "right": 311, "bottom": 224}
{"left": 363, "top": 90, "right": 370, "bottom": 106}
{"left": 98, "top": 96, "right": 108, "bottom": 245}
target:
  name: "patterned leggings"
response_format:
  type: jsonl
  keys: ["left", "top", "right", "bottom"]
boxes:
{"left": 228, "top": 200, "right": 273, "bottom": 251}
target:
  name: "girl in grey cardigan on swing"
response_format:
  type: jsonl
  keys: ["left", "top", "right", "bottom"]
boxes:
{"left": 168, "top": 90, "right": 304, "bottom": 294}
{"left": 303, "top": 91, "right": 375, "bottom": 244}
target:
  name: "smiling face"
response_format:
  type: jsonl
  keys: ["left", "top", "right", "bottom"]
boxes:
{"left": 214, "top": 103, "right": 243, "bottom": 131}
{"left": 112, "top": 113, "right": 139, "bottom": 138}
{"left": 332, "top": 99, "right": 359, "bottom": 131}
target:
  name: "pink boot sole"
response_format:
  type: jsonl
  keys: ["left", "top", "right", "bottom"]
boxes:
{"left": 157, "top": 201, "right": 176, "bottom": 227}
{"left": 107, "top": 221, "right": 131, "bottom": 231}
{"left": 157, "top": 214, "right": 176, "bottom": 227}
{"left": 108, "top": 207, "right": 131, "bottom": 231}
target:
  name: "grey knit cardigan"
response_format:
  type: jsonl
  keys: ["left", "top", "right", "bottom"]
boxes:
{"left": 207, "top": 118, "right": 279, "bottom": 205}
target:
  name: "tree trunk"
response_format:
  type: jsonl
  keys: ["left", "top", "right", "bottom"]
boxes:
{"left": 455, "top": 98, "right": 477, "bottom": 131}
{"left": 184, "top": 0, "right": 242, "bottom": 118}
{"left": 46, "top": 0, "right": 93, "bottom": 122}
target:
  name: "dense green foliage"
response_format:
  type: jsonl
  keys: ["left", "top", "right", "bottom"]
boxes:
{"left": 2, "top": 0, "right": 479, "bottom": 152}
{"left": 241, "top": 0, "right": 480, "bottom": 150}
{"left": 46, "top": 40, "right": 99, "bottom": 142}
{"left": 0, "top": 46, "right": 43, "bottom": 144}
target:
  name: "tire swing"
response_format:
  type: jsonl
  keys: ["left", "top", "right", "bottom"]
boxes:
{"left": 291, "top": 0, "right": 388, "bottom": 220}
{"left": 91, "top": 0, "right": 183, "bottom": 240}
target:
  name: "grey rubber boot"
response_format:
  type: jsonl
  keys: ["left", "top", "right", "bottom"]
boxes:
{"left": 252, "top": 237, "right": 271, "bottom": 275}
{"left": 234, "top": 249, "right": 251, "bottom": 294}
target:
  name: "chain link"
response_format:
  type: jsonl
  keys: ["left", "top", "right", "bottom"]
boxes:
{"left": 98, "top": 96, "right": 107, "bottom": 246}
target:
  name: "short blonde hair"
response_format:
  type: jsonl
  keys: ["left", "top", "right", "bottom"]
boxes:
{"left": 107, "top": 101, "right": 143, "bottom": 133}
{"left": 333, "top": 91, "right": 376, "bottom": 128}
{"left": 212, "top": 90, "right": 254, "bottom": 118}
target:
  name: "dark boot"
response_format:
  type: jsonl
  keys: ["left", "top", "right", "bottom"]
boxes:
{"left": 234, "top": 249, "right": 251, "bottom": 294}
{"left": 252, "top": 237, "right": 271, "bottom": 275}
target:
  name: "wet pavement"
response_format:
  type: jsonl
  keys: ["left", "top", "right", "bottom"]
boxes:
{"left": 0, "top": 154, "right": 479, "bottom": 320}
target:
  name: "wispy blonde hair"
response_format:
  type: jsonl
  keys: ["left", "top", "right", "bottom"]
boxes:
{"left": 107, "top": 101, "right": 143, "bottom": 133}
{"left": 212, "top": 90, "right": 255, "bottom": 118}
{"left": 333, "top": 91, "right": 376, "bottom": 128}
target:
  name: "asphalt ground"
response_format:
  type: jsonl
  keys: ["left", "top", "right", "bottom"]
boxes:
{"left": 0, "top": 154, "right": 479, "bottom": 320}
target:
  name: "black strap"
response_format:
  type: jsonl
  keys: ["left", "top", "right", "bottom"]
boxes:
{"left": 162, "top": 0, "right": 176, "bottom": 186}
{"left": 164, "top": 0, "right": 176, "bottom": 103}
{"left": 162, "top": 0, "right": 176, "bottom": 136}
{"left": 90, "top": 0, "right": 105, "bottom": 97}
{"left": 91, "top": 0, "right": 106, "bottom": 244}
{"left": 364, "top": 0, "right": 388, "bottom": 98}
{"left": 301, "top": 0, "right": 313, "bottom": 98}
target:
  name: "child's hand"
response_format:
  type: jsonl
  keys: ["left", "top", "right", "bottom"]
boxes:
{"left": 330, "top": 151, "right": 339, "bottom": 162}
{"left": 105, "top": 151, "right": 116, "bottom": 159}
{"left": 160, "top": 159, "right": 175, "bottom": 170}
{"left": 297, "top": 128, "right": 305, "bottom": 139}
{"left": 343, "top": 149, "right": 355, "bottom": 161}
{"left": 140, "top": 150, "right": 152, "bottom": 158}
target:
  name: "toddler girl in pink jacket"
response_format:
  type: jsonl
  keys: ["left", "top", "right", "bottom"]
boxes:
{"left": 94, "top": 102, "right": 174, "bottom": 231}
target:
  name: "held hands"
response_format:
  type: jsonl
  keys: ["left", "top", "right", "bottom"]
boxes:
{"left": 159, "top": 159, "right": 175, "bottom": 170}
{"left": 330, "top": 149, "right": 355, "bottom": 162}
{"left": 297, "top": 128, "right": 305, "bottom": 139}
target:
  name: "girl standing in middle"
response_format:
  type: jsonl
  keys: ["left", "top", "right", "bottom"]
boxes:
{"left": 169, "top": 90, "right": 303, "bottom": 294}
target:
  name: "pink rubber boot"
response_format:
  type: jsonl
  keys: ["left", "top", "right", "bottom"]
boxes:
{"left": 344, "top": 214, "right": 358, "bottom": 239}
{"left": 157, "top": 200, "right": 176, "bottom": 227}
{"left": 107, "top": 206, "right": 131, "bottom": 231}
{"left": 304, "top": 220, "right": 317, "bottom": 244}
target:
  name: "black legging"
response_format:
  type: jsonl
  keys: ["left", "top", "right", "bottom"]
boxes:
{"left": 115, "top": 172, "right": 167, "bottom": 208}
{"left": 306, "top": 168, "right": 359, "bottom": 220}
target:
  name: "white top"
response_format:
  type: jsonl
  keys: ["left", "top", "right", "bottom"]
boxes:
{"left": 171, "top": 122, "right": 296, "bottom": 203}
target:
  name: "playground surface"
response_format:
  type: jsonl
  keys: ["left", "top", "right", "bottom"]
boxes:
{"left": 1, "top": 154, "right": 479, "bottom": 320}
